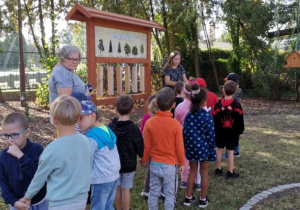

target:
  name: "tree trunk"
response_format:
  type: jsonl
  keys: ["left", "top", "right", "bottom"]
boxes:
{"left": 23, "top": 0, "right": 43, "bottom": 59}
{"left": 147, "top": 0, "right": 164, "bottom": 56}
{"left": 0, "top": 87, "right": 5, "bottom": 103}
{"left": 230, "top": 18, "right": 241, "bottom": 74}
{"left": 171, "top": 0, "right": 176, "bottom": 51}
{"left": 202, "top": 17, "right": 220, "bottom": 92}
{"left": 38, "top": 0, "right": 49, "bottom": 57}
{"left": 162, "top": 0, "right": 170, "bottom": 56}
{"left": 191, "top": 20, "right": 200, "bottom": 77}
{"left": 50, "top": 0, "right": 56, "bottom": 56}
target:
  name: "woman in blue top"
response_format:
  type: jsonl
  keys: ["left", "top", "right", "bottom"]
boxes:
{"left": 162, "top": 50, "right": 188, "bottom": 89}
{"left": 48, "top": 45, "right": 92, "bottom": 104}
{"left": 183, "top": 88, "right": 216, "bottom": 208}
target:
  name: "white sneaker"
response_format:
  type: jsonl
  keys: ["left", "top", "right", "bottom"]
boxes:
{"left": 140, "top": 191, "right": 149, "bottom": 197}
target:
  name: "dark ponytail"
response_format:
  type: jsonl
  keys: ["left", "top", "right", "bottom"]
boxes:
{"left": 190, "top": 89, "right": 207, "bottom": 113}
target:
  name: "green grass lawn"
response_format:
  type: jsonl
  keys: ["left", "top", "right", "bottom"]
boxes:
{"left": 129, "top": 113, "right": 300, "bottom": 209}
{"left": 1, "top": 105, "right": 299, "bottom": 209}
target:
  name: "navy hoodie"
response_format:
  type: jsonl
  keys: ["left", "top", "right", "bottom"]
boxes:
{"left": 0, "top": 139, "right": 46, "bottom": 206}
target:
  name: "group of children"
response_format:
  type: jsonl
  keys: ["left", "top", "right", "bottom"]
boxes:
{"left": 0, "top": 72, "right": 244, "bottom": 210}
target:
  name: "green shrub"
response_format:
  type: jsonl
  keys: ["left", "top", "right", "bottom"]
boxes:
{"left": 151, "top": 60, "right": 163, "bottom": 93}
{"left": 35, "top": 55, "right": 59, "bottom": 109}
{"left": 75, "top": 63, "right": 88, "bottom": 83}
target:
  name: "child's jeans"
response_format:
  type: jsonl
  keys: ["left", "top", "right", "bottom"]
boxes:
{"left": 234, "top": 144, "right": 239, "bottom": 153}
{"left": 10, "top": 199, "right": 48, "bottom": 210}
{"left": 91, "top": 179, "right": 119, "bottom": 210}
{"left": 148, "top": 162, "right": 177, "bottom": 210}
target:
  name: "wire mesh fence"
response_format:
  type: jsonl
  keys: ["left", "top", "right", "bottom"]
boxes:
{"left": 0, "top": 51, "right": 46, "bottom": 90}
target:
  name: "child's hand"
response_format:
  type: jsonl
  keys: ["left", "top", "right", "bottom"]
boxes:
{"left": 178, "top": 166, "right": 184, "bottom": 173}
{"left": 140, "top": 160, "right": 148, "bottom": 168}
{"left": 14, "top": 200, "right": 30, "bottom": 210}
{"left": 7, "top": 142, "right": 24, "bottom": 159}
{"left": 239, "top": 134, "right": 243, "bottom": 140}
{"left": 19, "top": 197, "right": 31, "bottom": 210}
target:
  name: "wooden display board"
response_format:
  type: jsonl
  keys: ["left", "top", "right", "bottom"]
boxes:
{"left": 66, "top": 4, "right": 165, "bottom": 105}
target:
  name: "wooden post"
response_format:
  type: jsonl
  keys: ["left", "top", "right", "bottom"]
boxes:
{"left": 18, "top": 0, "right": 26, "bottom": 107}
{"left": 116, "top": 64, "right": 122, "bottom": 95}
{"left": 107, "top": 65, "right": 114, "bottom": 96}
{"left": 132, "top": 64, "right": 137, "bottom": 93}
{"left": 125, "top": 66, "right": 131, "bottom": 93}
{"left": 296, "top": 72, "right": 299, "bottom": 101}
{"left": 139, "top": 65, "right": 145, "bottom": 92}
{"left": 96, "top": 66, "right": 103, "bottom": 98}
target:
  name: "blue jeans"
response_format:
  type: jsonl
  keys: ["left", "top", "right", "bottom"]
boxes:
{"left": 234, "top": 144, "right": 239, "bottom": 153}
{"left": 91, "top": 179, "right": 119, "bottom": 210}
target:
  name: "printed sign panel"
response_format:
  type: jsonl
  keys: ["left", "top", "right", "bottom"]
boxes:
{"left": 95, "top": 26, "right": 147, "bottom": 58}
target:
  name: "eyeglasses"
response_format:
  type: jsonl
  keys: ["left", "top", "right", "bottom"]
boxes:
{"left": 0, "top": 128, "right": 28, "bottom": 140}
{"left": 66, "top": 58, "right": 81, "bottom": 63}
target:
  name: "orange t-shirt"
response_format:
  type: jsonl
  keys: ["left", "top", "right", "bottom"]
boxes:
{"left": 141, "top": 111, "right": 185, "bottom": 166}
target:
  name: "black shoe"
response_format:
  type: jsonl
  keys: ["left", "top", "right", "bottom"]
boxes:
{"left": 234, "top": 152, "right": 240, "bottom": 157}
{"left": 199, "top": 197, "right": 209, "bottom": 208}
{"left": 227, "top": 171, "right": 239, "bottom": 179}
{"left": 183, "top": 195, "right": 196, "bottom": 206}
{"left": 215, "top": 168, "right": 223, "bottom": 176}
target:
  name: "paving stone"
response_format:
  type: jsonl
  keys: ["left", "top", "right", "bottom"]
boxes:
{"left": 247, "top": 198, "right": 260, "bottom": 205}
{"left": 268, "top": 187, "right": 281, "bottom": 193}
{"left": 290, "top": 183, "right": 300, "bottom": 188}
{"left": 239, "top": 204, "right": 252, "bottom": 210}
{"left": 253, "top": 193, "right": 267, "bottom": 200}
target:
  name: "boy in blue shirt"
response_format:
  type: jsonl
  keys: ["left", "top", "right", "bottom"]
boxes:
{"left": 0, "top": 112, "right": 47, "bottom": 210}
{"left": 20, "top": 95, "right": 93, "bottom": 209}
{"left": 77, "top": 100, "right": 121, "bottom": 210}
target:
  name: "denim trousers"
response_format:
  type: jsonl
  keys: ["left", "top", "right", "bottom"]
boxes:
{"left": 91, "top": 179, "right": 119, "bottom": 210}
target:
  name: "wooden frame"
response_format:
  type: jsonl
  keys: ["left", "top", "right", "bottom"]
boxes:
{"left": 66, "top": 4, "right": 165, "bottom": 106}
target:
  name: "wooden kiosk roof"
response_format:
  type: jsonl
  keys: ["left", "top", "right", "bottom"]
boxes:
{"left": 66, "top": 4, "right": 165, "bottom": 31}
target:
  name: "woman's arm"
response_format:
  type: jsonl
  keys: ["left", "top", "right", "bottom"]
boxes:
{"left": 182, "top": 74, "right": 188, "bottom": 83}
{"left": 164, "top": 76, "right": 177, "bottom": 87}
{"left": 57, "top": 87, "right": 72, "bottom": 96}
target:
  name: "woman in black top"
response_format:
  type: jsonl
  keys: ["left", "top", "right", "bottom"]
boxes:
{"left": 163, "top": 51, "right": 188, "bottom": 89}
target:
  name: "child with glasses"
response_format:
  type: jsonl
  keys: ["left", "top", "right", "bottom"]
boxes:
{"left": 0, "top": 112, "right": 48, "bottom": 210}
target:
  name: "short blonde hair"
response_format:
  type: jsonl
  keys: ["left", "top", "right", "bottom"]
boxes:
{"left": 148, "top": 99, "right": 158, "bottom": 116}
{"left": 50, "top": 95, "right": 81, "bottom": 125}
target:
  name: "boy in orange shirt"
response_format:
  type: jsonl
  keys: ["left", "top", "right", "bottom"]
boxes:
{"left": 140, "top": 87, "right": 185, "bottom": 210}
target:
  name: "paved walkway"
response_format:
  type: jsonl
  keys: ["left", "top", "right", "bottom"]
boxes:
{"left": 239, "top": 183, "right": 300, "bottom": 210}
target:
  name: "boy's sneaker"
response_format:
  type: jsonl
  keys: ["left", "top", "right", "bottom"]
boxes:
{"left": 160, "top": 193, "right": 165, "bottom": 200}
{"left": 234, "top": 152, "right": 240, "bottom": 157}
{"left": 183, "top": 195, "right": 196, "bottom": 206}
{"left": 195, "top": 184, "right": 201, "bottom": 191}
{"left": 199, "top": 197, "right": 209, "bottom": 208}
{"left": 180, "top": 181, "right": 187, "bottom": 189}
{"left": 215, "top": 168, "right": 223, "bottom": 176}
{"left": 222, "top": 153, "right": 228, "bottom": 159}
{"left": 227, "top": 171, "right": 239, "bottom": 179}
{"left": 140, "top": 191, "right": 149, "bottom": 200}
